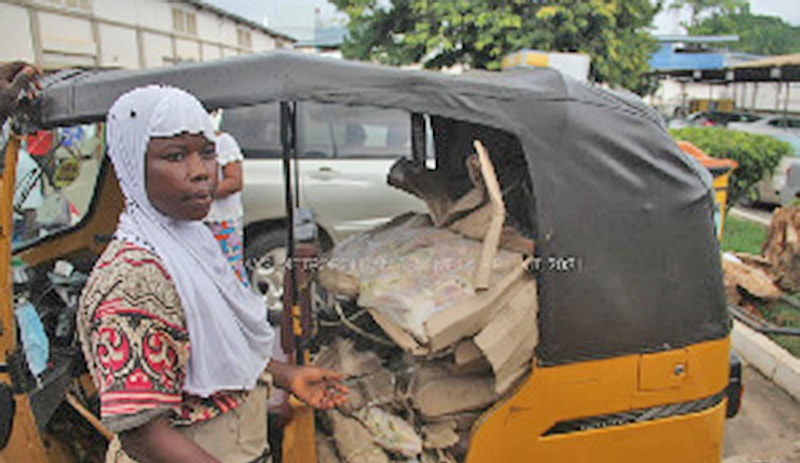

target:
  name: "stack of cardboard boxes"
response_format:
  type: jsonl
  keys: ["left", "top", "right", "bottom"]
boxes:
{"left": 312, "top": 142, "right": 538, "bottom": 463}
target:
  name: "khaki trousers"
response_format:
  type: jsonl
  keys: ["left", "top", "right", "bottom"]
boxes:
{"left": 105, "top": 384, "right": 270, "bottom": 463}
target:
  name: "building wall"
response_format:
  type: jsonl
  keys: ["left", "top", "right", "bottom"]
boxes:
{"left": 650, "top": 79, "right": 800, "bottom": 117}
{"left": 0, "top": 0, "right": 293, "bottom": 70}
{"left": 649, "top": 43, "right": 726, "bottom": 71}
{"left": 98, "top": 23, "right": 138, "bottom": 69}
{"left": 0, "top": 3, "right": 36, "bottom": 63}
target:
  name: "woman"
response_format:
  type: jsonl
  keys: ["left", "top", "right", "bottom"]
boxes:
{"left": 204, "top": 131, "right": 247, "bottom": 286}
{"left": 77, "top": 86, "right": 346, "bottom": 463}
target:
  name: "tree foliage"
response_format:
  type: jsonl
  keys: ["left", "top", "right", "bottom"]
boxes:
{"left": 329, "top": 0, "right": 663, "bottom": 94}
{"left": 685, "top": 5, "right": 800, "bottom": 55}
{"left": 670, "top": 126, "right": 791, "bottom": 207}
{"left": 668, "top": 0, "right": 748, "bottom": 28}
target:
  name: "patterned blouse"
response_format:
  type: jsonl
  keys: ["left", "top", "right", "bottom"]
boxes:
{"left": 77, "top": 239, "right": 248, "bottom": 433}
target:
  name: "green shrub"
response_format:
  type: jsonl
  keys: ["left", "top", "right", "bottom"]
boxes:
{"left": 670, "top": 126, "right": 792, "bottom": 207}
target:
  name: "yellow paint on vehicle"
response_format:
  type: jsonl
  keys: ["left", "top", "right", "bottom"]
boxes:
{"left": 282, "top": 337, "right": 730, "bottom": 462}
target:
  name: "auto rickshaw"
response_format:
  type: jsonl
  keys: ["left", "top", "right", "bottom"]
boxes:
{"left": 1, "top": 51, "right": 738, "bottom": 463}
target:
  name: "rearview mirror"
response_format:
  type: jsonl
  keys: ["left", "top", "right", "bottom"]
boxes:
{"left": 0, "top": 382, "right": 14, "bottom": 450}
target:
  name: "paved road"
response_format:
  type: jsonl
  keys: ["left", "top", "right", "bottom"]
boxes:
{"left": 723, "top": 362, "right": 800, "bottom": 462}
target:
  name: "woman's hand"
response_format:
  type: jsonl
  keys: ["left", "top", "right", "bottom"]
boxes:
{"left": 213, "top": 160, "right": 242, "bottom": 198}
{"left": 268, "top": 360, "right": 348, "bottom": 409}
{"left": 0, "top": 62, "right": 41, "bottom": 121}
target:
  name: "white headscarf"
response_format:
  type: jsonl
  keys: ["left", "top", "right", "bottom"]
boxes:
{"left": 106, "top": 85, "right": 274, "bottom": 397}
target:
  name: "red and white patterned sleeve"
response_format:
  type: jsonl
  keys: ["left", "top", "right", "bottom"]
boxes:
{"left": 78, "top": 240, "right": 190, "bottom": 434}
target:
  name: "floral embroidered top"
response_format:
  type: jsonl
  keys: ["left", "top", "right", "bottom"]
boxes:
{"left": 77, "top": 239, "right": 248, "bottom": 433}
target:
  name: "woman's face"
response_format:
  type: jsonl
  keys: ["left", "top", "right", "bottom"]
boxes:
{"left": 145, "top": 132, "right": 217, "bottom": 221}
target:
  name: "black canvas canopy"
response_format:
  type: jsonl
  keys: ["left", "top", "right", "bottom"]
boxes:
{"left": 35, "top": 51, "right": 729, "bottom": 365}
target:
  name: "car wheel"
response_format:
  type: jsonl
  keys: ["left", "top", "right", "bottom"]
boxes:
{"left": 738, "top": 189, "right": 759, "bottom": 208}
{"left": 245, "top": 229, "right": 288, "bottom": 315}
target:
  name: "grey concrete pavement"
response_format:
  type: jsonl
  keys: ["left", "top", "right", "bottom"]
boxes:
{"left": 732, "top": 322, "right": 800, "bottom": 401}
{"left": 723, "top": 364, "right": 800, "bottom": 463}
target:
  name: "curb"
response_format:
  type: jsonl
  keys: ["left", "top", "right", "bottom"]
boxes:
{"left": 731, "top": 320, "right": 800, "bottom": 401}
{"left": 729, "top": 207, "right": 770, "bottom": 227}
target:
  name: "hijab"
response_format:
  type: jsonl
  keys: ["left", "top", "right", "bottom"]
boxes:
{"left": 106, "top": 85, "right": 274, "bottom": 397}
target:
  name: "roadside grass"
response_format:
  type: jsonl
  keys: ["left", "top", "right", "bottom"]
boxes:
{"left": 756, "top": 298, "right": 800, "bottom": 357}
{"left": 723, "top": 214, "right": 800, "bottom": 356}
{"left": 720, "top": 214, "right": 768, "bottom": 255}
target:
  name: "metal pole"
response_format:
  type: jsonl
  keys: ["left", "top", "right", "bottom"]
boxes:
{"left": 785, "top": 82, "right": 791, "bottom": 118}
{"left": 741, "top": 83, "right": 747, "bottom": 110}
{"left": 680, "top": 81, "right": 687, "bottom": 115}
{"left": 280, "top": 101, "right": 302, "bottom": 364}
{"left": 292, "top": 102, "right": 300, "bottom": 209}
{"left": 411, "top": 113, "right": 426, "bottom": 165}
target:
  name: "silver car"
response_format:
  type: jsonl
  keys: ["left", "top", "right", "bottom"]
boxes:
{"left": 729, "top": 115, "right": 800, "bottom": 206}
{"left": 221, "top": 101, "right": 428, "bottom": 310}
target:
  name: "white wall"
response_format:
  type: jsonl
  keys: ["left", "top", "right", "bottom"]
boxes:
{"left": 197, "top": 8, "right": 223, "bottom": 44}
{"left": 222, "top": 46, "right": 240, "bottom": 58}
{"left": 731, "top": 81, "right": 800, "bottom": 114}
{"left": 652, "top": 78, "right": 800, "bottom": 116}
{"left": 175, "top": 37, "right": 200, "bottom": 62}
{"left": 134, "top": 0, "right": 172, "bottom": 34}
{"left": 252, "top": 32, "right": 276, "bottom": 52}
{"left": 0, "top": 0, "right": 292, "bottom": 70}
{"left": 217, "top": 19, "right": 238, "bottom": 46}
{"left": 93, "top": 0, "right": 137, "bottom": 25}
{"left": 141, "top": 31, "right": 172, "bottom": 68}
{"left": 98, "top": 23, "right": 139, "bottom": 68}
{"left": 201, "top": 42, "right": 222, "bottom": 62}
{"left": 0, "top": 3, "right": 35, "bottom": 62}
{"left": 38, "top": 11, "right": 95, "bottom": 57}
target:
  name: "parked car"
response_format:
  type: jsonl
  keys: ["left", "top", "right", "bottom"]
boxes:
{"left": 220, "top": 101, "right": 429, "bottom": 310}
{"left": 668, "top": 111, "right": 761, "bottom": 129}
{"left": 728, "top": 114, "right": 800, "bottom": 137}
{"left": 729, "top": 115, "right": 800, "bottom": 206}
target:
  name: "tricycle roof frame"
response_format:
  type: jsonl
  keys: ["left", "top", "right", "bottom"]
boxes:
{"left": 33, "top": 51, "right": 728, "bottom": 365}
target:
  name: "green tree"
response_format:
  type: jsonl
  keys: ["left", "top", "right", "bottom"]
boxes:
{"left": 330, "top": 0, "right": 663, "bottom": 94}
{"left": 670, "top": 126, "right": 791, "bottom": 208}
{"left": 688, "top": 8, "right": 800, "bottom": 55}
{"left": 668, "top": 0, "right": 800, "bottom": 55}
{"left": 668, "top": 0, "right": 748, "bottom": 28}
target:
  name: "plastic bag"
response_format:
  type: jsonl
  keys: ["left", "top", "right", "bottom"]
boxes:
{"left": 14, "top": 301, "right": 49, "bottom": 377}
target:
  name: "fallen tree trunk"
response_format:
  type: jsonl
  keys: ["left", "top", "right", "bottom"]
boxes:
{"left": 763, "top": 205, "right": 800, "bottom": 292}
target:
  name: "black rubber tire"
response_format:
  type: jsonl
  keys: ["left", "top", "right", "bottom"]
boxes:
{"left": 738, "top": 189, "right": 759, "bottom": 208}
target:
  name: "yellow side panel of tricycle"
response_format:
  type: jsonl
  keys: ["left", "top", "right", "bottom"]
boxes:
{"left": 283, "top": 403, "right": 317, "bottom": 463}
{"left": 466, "top": 337, "right": 730, "bottom": 463}
{"left": 470, "top": 402, "right": 725, "bottom": 463}
{"left": 0, "top": 137, "right": 50, "bottom": 463}
{"left": 282, "top": 337, "right": 730, "bottom": 462}
{"left": 0, "top": 394, "right": 49, "bottom": 463}
{"left": 0, "top": 137, "right": 19, "bottom": 367}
